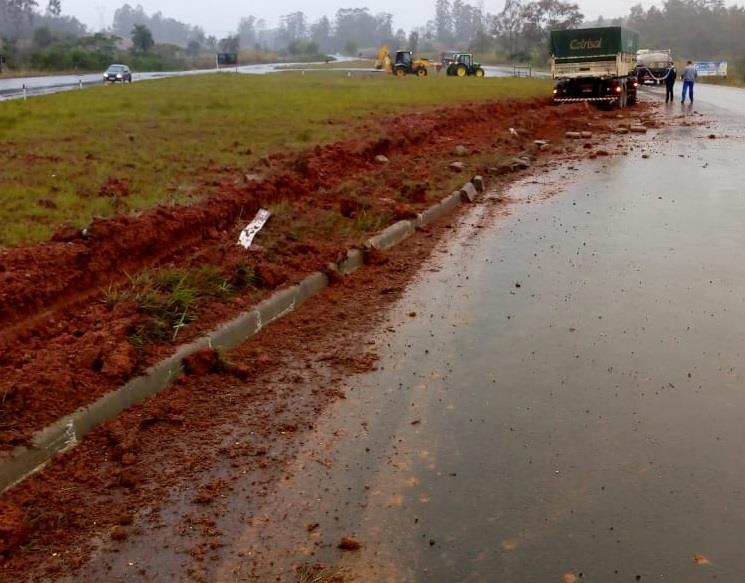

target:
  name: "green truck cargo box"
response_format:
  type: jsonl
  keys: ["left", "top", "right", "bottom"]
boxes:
{"left": 550, "top": 27, "right": 640, "bottom": 61}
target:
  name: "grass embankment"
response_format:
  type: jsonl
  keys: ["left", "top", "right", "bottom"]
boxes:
{"left": 0, "top": 72, "right": 549, "bottom": 247}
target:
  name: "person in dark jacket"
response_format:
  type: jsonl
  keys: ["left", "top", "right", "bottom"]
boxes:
{"left": 664, "top": 65, "right": 677, "bottom": 104}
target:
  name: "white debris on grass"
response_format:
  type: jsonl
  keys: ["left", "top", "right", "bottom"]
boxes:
{"left": 238, "top": 209, "right": 272, "bottom": 249}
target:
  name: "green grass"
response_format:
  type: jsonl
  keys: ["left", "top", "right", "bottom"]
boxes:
{"left": 105, "top": 264, "right": 253, "bottom": 345}
{"left": 0, "top": 72, "right": 550, "bottom": 247}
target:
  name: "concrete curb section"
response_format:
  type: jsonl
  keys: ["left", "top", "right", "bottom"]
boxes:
{"left": 0, "top": 176, "right": 485, "bottom": 493}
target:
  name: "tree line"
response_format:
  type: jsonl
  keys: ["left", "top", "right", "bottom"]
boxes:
{"left": 2, "top": 0, "right": 745, "bottom": 74}
{"left": 625, "top": 0, "right": 745, "bottom": 60}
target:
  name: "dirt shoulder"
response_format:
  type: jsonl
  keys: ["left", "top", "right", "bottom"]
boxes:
{"left": 0, "top": 99, "right": 665, "bottom": 581}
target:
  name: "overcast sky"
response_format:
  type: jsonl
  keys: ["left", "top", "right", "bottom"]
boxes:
{"left": 60, "top": 0, "right": 704, "bottom": 37}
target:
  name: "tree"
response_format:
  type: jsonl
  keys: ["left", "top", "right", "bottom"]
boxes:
{"left": 33, "top": 26, "right": 55, "bottom": 48}
{"left": 343, "top": 39, "right": 357, "bottom": 55}
{"left": 408, "top": 30, "right": 419, "bottom": 52}
{"left": 46, "top": 0, "right": 61, "bottom": 17}
{"left": 131, "top": 23, "right": 154, "bottom": 53}
{"left": 334, "top": 8, "right": 379, "bottom": 51}
{"left": 186, "top": 39, "right": 201, "bottom": 56}
{"left": 375, "top": 12, "right": 393, "bottom": 43}
{"left": 310, "top": 16, "right": 331, "bottom": 52}
{"left": 492, "top": 0, "right": 524, "bottom": 56}
{"left": 452, "top": 0, "right": 483, "bottom": 45}
{"left": 237, "top": 16, "right": 256, "bottom": 48}
{"left": 1, "top": 0, "right": 39, "bottom": 28}
{"left": 277, "top": 11, "right": 306, "bottom": 48}
{"left": 113, "top": 3, "right": 203, "bottom": 47}
{"left": 435, "top": 0, "right": 453, "bottom": 43}
{"left": 218, "top": 34, "right": 239, "bottom": 53}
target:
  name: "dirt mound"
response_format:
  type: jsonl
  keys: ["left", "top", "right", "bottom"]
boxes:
{"left": 0, "top": 99, "right": 556, "bottom": 335}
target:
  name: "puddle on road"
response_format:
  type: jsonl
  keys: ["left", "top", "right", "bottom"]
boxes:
{"left": 210, "top": 115, "right": 745, "bottom": 582}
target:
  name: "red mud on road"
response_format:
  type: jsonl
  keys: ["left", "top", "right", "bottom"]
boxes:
{"left": 0, "top": 99, "right": 663, "bottom": 580}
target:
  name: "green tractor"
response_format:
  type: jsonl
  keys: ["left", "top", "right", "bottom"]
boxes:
{"left": 446, "top": 53, "right": 485, "bottom": 78}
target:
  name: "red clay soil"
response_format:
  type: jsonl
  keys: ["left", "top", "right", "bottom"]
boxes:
{"left": 0, "top": 212, "right": 485, "bottom": 580}
{"left": 0, "top": 103, "right": 665, "bottom": 581}
{"left": 0, "top": 100, "right": 657, "bottom": 451}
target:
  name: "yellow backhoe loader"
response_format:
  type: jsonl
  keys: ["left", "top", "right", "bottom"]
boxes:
{"left": 375, "top": 46, "right": 431, "bottom": 77}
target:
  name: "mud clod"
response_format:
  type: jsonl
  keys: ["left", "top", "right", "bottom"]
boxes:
{"left": 182, "top": 348, "right": 225, "bottom": 376}
{"left": 109, "top": 525, "right": 128, "bottom": 541}
{"left": 101, "top": 342, "right": 138, "bottom": 381}
{"left": 338, "top": 536, "right": 361, "bottom": 551}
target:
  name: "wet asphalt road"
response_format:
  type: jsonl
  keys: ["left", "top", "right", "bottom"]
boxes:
{"left": 0, "top": 58, "right": 356, "bottom": 100}
{"left": 208, "top": 88, "right": 745, "bottom": 582}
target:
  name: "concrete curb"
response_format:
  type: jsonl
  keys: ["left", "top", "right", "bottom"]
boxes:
{"left": 0, "top": 177, "right": 485, "bottom": 493}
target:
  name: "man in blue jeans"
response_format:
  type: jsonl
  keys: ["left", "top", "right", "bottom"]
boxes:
{"left": 682, "top": 60, "right": 697, "bottom": 104}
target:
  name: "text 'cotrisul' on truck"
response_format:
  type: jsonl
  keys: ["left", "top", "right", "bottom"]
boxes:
{"left": 550, "top": 26, "right": 640, "bottom": 108}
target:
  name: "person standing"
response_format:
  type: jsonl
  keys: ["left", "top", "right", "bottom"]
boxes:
{"left": 681, "top": 60, "right": 697, "bottom": 104}
{"left": 664, "top": 65, "right": 677, "bottom": 104}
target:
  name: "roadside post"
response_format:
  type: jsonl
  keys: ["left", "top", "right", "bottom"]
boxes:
{"left": 22, "top": 83, "right": 26, "bottom": 101}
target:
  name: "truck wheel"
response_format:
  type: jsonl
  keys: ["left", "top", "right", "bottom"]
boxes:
{"left": 416, "top": 67, "right": 427, "bottom": 77}
{"left": 627, "top": 90, "right": 637, "bottom": 106}
{"left": 395, "top": 67, "right": 406, "bottom": 78}
{"left": 456, "top": 65, "right": 467, "bottom": 77}
{"left": 475, "top": 68, "right": 485, "bottom": 78}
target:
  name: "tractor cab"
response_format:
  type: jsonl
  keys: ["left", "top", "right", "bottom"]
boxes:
{"left": 456, "top": 53, "right": 472, "bottom": 67}
{"left": 395, "top": 51, "right": 413, "bottom": 67}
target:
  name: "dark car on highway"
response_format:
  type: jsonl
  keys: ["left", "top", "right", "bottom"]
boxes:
{"left": 103, "top": 64, "right": 132, "bottom": 83}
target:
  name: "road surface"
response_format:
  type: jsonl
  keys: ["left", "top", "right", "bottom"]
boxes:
{"left": 69, "top": 85, "right": 745, "bottom": 583}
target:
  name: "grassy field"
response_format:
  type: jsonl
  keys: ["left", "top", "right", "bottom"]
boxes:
{"left": 0, "top": 71, "right": 550, "bottom": 247}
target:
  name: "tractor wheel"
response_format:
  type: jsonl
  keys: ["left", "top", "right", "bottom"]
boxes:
{"left": 416, "top": 66, "right": 427, "bottom": 77}
{"left": 456, "top": 65, "right": 467, "bottom": 77}
{"left": 474, "top": 68, "right": 485, "bottom": 78}
{"left": 395, "top": 67, "right": 406, "bottom": 78}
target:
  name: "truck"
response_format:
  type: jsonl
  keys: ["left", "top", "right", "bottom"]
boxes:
{"left": 550, "top": 26, "right": 640, "bottom": 107}
{"left": 635, "top": 49, "right": 673, "bottom": 85}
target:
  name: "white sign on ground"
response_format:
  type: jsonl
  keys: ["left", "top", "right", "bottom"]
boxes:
{"left": 238, "top": 209, "right": 271, "bottom": 249}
